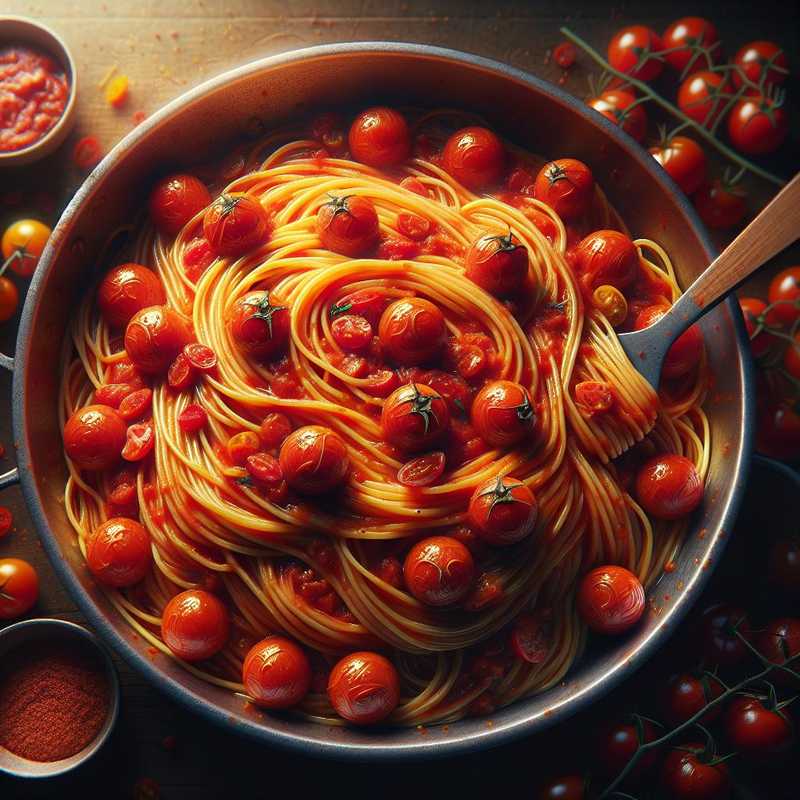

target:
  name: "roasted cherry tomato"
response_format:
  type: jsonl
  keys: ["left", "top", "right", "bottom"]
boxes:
{"left": 608, "top": 25, "right": 664, "bottom": 81}
{"left": 97, "top": 263, "right": 166, "bottom": 329}
{"left": 578, "top": 566, "right": 645, "bottom": 635}
{"left": 442, "top": 126, "right": 505, "bottom": 190}
{"left": 592, "top": 284, "right": 628, "bottom": 326}
{"left": 329, "top": 288, "right": 387, "bottom": 326}
{"left": 348, "top": 106, "right": 410, "bottom": 167}
{"left": 227, "top": 291, "right": 290, "bottom": 360}
{"left": 378, "top": 297, "right": 446, "bottom": 366}
{"left": 533, "top": 158, "right": 594, "bottom": 221}
{"left": 161, "top": 589, "right": 230, "bottom": 662}
{"left": 178, "top": 403, "right": 207, "bottom": 434}
{"left": 327, "top": 651, "right": 400, "bottom": 725}
{"left": 662, "top": 672, "right": 724, "bottom": 726}
{"left": 149, "top": 174, "right": 211, "bottom": 236}
{"left": 586, "top": 89, "right": 647, "bottom": 143}
{"left": 0, "top": 277, "right": 19, "bottom": 322}
{"left": 330, "top": 313, "right": 372, "bottom": 353}
{"left": 634, "top": 305, "right": 704, "bottom": 379}
{"left": 396, "top": 451, "right": 446, "bottom": 487}
{"left": 242, "top": 635, "right": 312, "bottom": 709}
{"left": 677, "top": 71, "right": 730, "bottom": 128}
{"left": 86, "top": 517, "right": 151, "bottom": 588}
{"left": 725, "top": 696, "right": 794, "bottom": 760}
{"left": 1, "top": 218, "right": 51, "bottom": 277}
{"left": 468, "top": 475, "right": 537, "bottom": 546}
{"left": 768, "top": 538, "right": 800, "bottom": 592}
{"left": 381, "top": 383, "right": 450, "bottom": 453}
{"left": 118, "top": 388, "right": 153, "bottom": 422}
{"left": 537, "top": 776, "right": 585, "bottom": 800}
{"left": 403, "top": 535, "right": 475, "bottom": 606}
{"left": 227, "top": 431, "right": 262, "bottom": 466}
{"left": 661, "top": 744, "right": 730, "bottom": 800}
{"left": 511, "top": 611, "right": 552, "bottom": 664}
{"left": 167, "top": 353, "right": 196, "bottom": 391}
{"left": 182, "top": 236, "right": 216, "bottom": 282}
{"left": 470, "top": 380, "right": 535, "bottom": 448}
{"left": 124, "top": 305, "right": 193, "bottom": 375}
{"left": 757, "top": 618, "right": 800, "bottom": 685}
{"left": 732, "top": 41, "right": 789, "bottom": 90}
{"left": 694, "top": 180, "right": 747, "bottom": 230}
{"left": 649, "top": 136, "right": 707, "bottom": 195}
{"left": 662, "top": 17, "right": 721, "bottom": 74}
{"left": 635, "top": 453, "right": 703, "bottom": 519}
{"left": 465, "top": 232, "right": 529, "bottom": 296}
{"left": 259, "top": 412, "right": 292, "bottom": 449}
{"left": 316, "top": 195, "right": 379, "bottom": 257}
{"left": 278, "top": 425, "right": 350, "bottom": 494}
{"left": 0, "top": 558, "right": 39, "bottom": 619}
{"left": 397, "top": 212, "right": 432, "bottom": 241}
{"left": 574, "top": 380, "right": 615, "bottom": 416}
{"left": 767, "top": 266, "right": 800, "bottom": 326}
{"left": 595, "top": 716, "right": 659, "bottom": 781}
{"left": 122, "top": 422, "right": 155, "bottom": 462}
{"left": 183, "top": 342, "right": 217, "bottom": 372}
{"left": 63, "top": 404, "right": 127, "bottom": 470}
{"left": 727, "top": 96, "right": 788, "bottom": 155}
{"left": 574, "top": 230, "right": 639, "bottom": 292}
{"left": 701, "top": 603, "right": 753, "bottom": 667}
{"left": 203, "top": 193, "right": 270, "bottom": 257}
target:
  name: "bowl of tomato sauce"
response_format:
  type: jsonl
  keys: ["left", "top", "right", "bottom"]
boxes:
{"left": 0, "top": 16, "right": 76, "bottom": 167}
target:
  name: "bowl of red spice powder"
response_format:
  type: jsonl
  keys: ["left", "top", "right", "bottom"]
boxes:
{"left": 0, "top": 618, "right": 119, "bottom": 778}
{"left": 0, "top": 16, "right": 77, "bottom": 167}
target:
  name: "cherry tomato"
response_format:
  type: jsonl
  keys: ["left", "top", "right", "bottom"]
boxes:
{"left": 183, "top": 342, "right": 217, "bottom": 372}
{"left": 259, "top": 412, "right": 292, "bottom": 449}
{"left": 754, "top": 401, "right": 800, "bottom": 462}
{"left": 649, "top": 136, "right": 707, "bottom": 196}
{"left": 471, "top": 380, "right": 534, "bottom": 448}
{"left": 574, "top": 230, "right": 639, "bottom": 292}
{"left": 662, "top": 672, "right": 725, "bottom": 726}
{"left": 661, "top": 744, "right": 730, "bottom": 800}
{"left": 1, "top": 219, "right": 51, "bottom": 277}
{"left": 63, "top": 404, "right": 127, "bottom": 470}
{"left": 122, "top": 422, "right": 155, "bottom": 462}
{"left": 0, "top": 507, "right": 11, "bottom": 538}
{"left": 161, "top": 589, "right": 230, "bottom": 662}
{"left": 732, "top": 41, "right": 789, "bottom": 90}
{"left": 578, "top": 565, "right": 645, "bottom": 635}
{"left": 378, "top": 297, "right": 446, "bottom": 366}
{"left": 109, "top": 358, "right": 145, "bottom": 389}
{"left": 149, "top": 174, "right": 211, "bottom": 236}
{"left": 574, "top": 380, "right": 614, "bottom": 416}
{"left": 327, "top": 651, "right": 400, "bottom": 724}
{"left": 227, "top": 291, "right": 290, "bottom": 360}
{"left": 608, "top": 25, "right": 664, "bottom": 81}
{"left": 634, "top": 305, "right": 704, "bottom": 379}
{"left": 586, "top": 89, "right": 647, "bottom": 143}
{"left": 310, "top": 112, "right": 346, "bottom": 153}
{"left": 695, "top": 180, "right": 747, "bottom": 230}
{"left": 701, "top": 603, "right": 753, "bottom": 667}
{"left": 348, "top": 107, "right": 410, "bottom": 167}
{"left": 511, "top": 612, "right": 552, "bottom": 664}
{"left": 442, "top": 126, "right": 505, "bottom": 191}
{"left": 329, "top": 288, "right": 387, "bottom": 326}
{"left": 178, "top": 403, "right": 207, "bottom": 434}
{"left": 330, "top": 314, "right": 372, "bottom": 353}
{"left": 182, "top": 236, "right": 216, "bottom": 282}
{"left": 403, "top": 535, "right": 475, "bottom": 606}
{"left": 316, "top": 195, "right": 379, "bottom": 257}
{"left": 0, "top": 558, "right": 39, "bottom": 619}
{"left": 662, "top": 17, "right": 721, "bottom": 74}
{"left": 72, "top": 136, "right": 102, "bottom": 171}
{"left": 725, "top": 696, "right": 794, "bottom": 760}
{"left": 167, "top": 352, "right": 196, "bottom": 391}
{"left": 242, "top": 635, "right": 312, "bottom": 709}
{"left": 97, "top": 263, "right": 166, "bottom": 329}
{"left": 757, "top": 618, "right": 800, "bottom": 684}
{"left": 768, "top": 538, "right": 800, "bottom": 592}
{"left": 596, "top": 717, "right": 659, "bottom": 781}
{"left": 537, "top": 776, "right": 584, "bottom": 800}
{"left": 465, "top": 232, "right": 529, "bottom": 296}
{"left": 397, "top": 212, "right": 432, "bottom": 241}
{"left": 245, "top": 452, "right": 285, "bottom": 489}
{"left": 592, "top": 284, "right": 628, "bottom": 326}
{"left": 363, "top": 368, "right": 399, "bottom": 398}
{"left": 381, "top": 383, "right": 450, "bottom": 453}
{"left": 86, "top": 517, "right": 151, "bottom": 588}
{"left": 533, "top": 158, "right": 594, "bottom": 221}
{"left": 418, "top": 369, "right": 470, "bottom": 415}
{"left": 552, "top": 41, "right": 577, "bottom": 69}
{"left": 677, "top": 71, "right": 730, "bottom": 128}
{"left": 767, "top": 266, "right": 800, "bottom": 326}
{"left": 396, "top": 451, "right": 446, "bottom": 487}
{"left": 118, "top": 388, "right": 153, "bottom": 422}
{"left": 227, "top": 431, "right": 261, "bottom": 466}
{"left": 0, "top": 276, "right": 19, "bottom": 322}
{"left": 124, "top": 305, "right": 193, "bottom": 374}
{"left": 468, "top": 475, "right": 537, "bottom": 546}
{"left": 635, "top": 453, "right": 703, "bottom": 519}
{"left": 94, "top": 383, "right": 134, "bottom": 408}
{"left": 203, "top": 193, "right": 270, "bottom": 257}
{"left": 278, "top": 425, "right": 350, "bottom": 494}
{"left": 727, "top": 96, "right": 788, "bottom": 155}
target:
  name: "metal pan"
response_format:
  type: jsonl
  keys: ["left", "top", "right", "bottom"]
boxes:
{"left": 0, "top": 42, "right": 754, "bottom": 759}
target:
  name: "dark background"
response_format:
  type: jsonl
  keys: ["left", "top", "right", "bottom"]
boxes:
{"left": 0, "top": 1, "right": 798, "bottom": 797}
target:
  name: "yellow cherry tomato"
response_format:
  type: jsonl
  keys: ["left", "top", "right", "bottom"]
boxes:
{"left": 1, "top": 219, "right": 52, "bottom": 278}
{"left": 592, "top": 284, "right": 628, "bottom": 327}
{"left": 105, "top": 74, "right": 130, "bottom": 108}
{"left": 0, "top": 277, "right": 19, "bottom": 322}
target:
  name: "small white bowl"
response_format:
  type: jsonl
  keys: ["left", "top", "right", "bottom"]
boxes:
{"left": 0, "top": 618, "right": 120, "bottom": 778}
{"left": 0, "top": 16, "right": 77, "bottom": 168}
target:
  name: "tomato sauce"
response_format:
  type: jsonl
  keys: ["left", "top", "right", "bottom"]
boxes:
{"left": 0, "top": 45, "right": 69, "bottom": 152}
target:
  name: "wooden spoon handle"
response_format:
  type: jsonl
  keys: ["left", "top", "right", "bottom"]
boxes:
{"left": 687, "top": 172, "right": 800, "bottom": 311}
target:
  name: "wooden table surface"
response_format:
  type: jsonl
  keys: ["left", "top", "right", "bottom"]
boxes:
{"left": 0, "top": 2, "right": 797, "bottom": 797}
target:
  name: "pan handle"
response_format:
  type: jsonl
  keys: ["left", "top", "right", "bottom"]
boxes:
{"left": 0, "top": 467, "right": 19, "bottom": 491}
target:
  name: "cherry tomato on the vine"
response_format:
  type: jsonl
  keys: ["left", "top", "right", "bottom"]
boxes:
{"left": 766, "top": 266, "right": 800, "bottom": 326}
{"left": 661, "top": 743, "right": 731, "bottom": 800}
{"left": 701, "top": 603, "right": 753, "bottom": 667}
{"left": 661, "top": 17, "right": 721, "bottom": 75}
{"left": 677, "top": 71, "right": 730, "bottom": 128}
{"left": 0, "top": 559, "right": 39, "bottom": 619}
{"left": 757, "top": 402, "right": 800, "bottom": 462}
{"left": 1, "top": 218, "right": 51, "bottom": 277}
{"left": 768, "top": 538, "right": 800, "bottom": 592}
{"left": 595, "top": 716, "right": 659, "bottom": 782}
{"left": 608, "top": 25, "right": 664, "bottom": 81}
{"left": 0, "top": 276, "right": 19, "bottom": 323}
{"left": 725, "top": 696, "right": 794, "bottom": 760}
{"left": 757, "top": 618, "right": 800, "bottom": 685}
{"left": 586, "top": 90, "right": 648, "bottom": 143}
{"left": 694, "top": 180, "right": 747, "bottom": 230}
{"left": 732, "top": 41, "right": 789, "bottom": 90}
{"left": 537, "top": 776, "right": 585, "bottom": 800}
{"left": 662, "top": 672, "right": 725, "bottom": 726}
{"left": 649, "top": 136, "right": 707, "bottom": 196}
{"left": 727, "top": 96, "right": 788, "bottom": 155}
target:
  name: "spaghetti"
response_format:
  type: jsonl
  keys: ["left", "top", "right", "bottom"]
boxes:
{"left": 60, "top": 107, "right": 709, "bottom": 727}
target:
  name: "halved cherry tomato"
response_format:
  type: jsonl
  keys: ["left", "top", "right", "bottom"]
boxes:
{"left": 399, "top": 176, "right": 427, "bottom": 196}
{"left": 330, "top": 314, "right": 372, "bottom": 352}
{"left": 122, "top": 422, "right": 155, "bottom": 461}
{"left": 574, "top": 380, "right": 614, "bottom": 416}
{"left": 178, "top": 403, "right": 207, "bottom": 434}
{"left": 364, "top": 369, "right": 399, "bottom": 397}
{"left": 311, "top": 112, "right": 346, "bottom": 154}
{"left": 227, "top": 431, "right": 261, "bottom": 466}
{"left": 592, "top": 284, "right": 628, "bottom": 326}
{"left": 0, "top": 507, "right": 12, "bottom": 538}
{"left": 167, "top": 353, "right": 197, "bottom": 391}
{"left": 608, "top": 25, "right": 664, "bottom": 81}
{"left": 118, "top": 388, "right": 153, "bottom": 421}
{"left": 329, "top": 288, "right": 387, "bottom": 326}
{"left": 396, "top": 451, "right": 446, "bottom": 487}
{"left": 258, "top": 412, "right": 292, "bottom": 449}
{"left": 182, "top": 237, "right": 216, "bottom": 282}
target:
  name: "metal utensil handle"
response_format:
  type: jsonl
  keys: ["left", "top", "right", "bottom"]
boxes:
{"left": 0, "top": 351, "right": 13, "bottom": 372}
{"left": 0, "top": 468, "right": 19, "bottom": 491}
{"left": 676, "top": 172, "right": 800, "bottom": 328}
